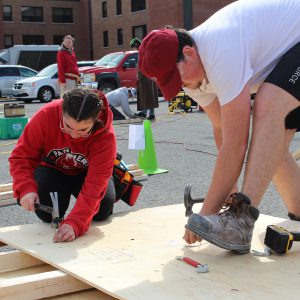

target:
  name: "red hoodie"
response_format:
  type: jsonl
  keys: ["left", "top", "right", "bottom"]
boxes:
{"left": 9, "top": 96, "right": 116, "bottom": 237}
{"left": 57, "top": 47, "right": 80, "bottom": 84}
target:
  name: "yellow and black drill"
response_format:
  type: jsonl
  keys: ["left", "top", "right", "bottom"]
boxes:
{"left": 264, "top": 225, "right": 300, "bottom": 255}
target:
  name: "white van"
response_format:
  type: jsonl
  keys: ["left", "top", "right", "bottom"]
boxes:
{"left": 0, "top": 45, "right": 59, "bottom": 71}
{"left": 0, "top": 65, "right": 37, "bottom": 97}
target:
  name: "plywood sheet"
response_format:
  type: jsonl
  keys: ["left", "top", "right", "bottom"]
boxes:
{"left": 0, "top": 204, "right": 300, "bottom": 300}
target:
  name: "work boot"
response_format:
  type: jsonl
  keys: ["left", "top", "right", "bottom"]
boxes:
{"left": 134, "top": 112, "right": 146, "bottom": 119}
{"left": 147, "top": 115, "right": 156, "bottom": 121}
{"left": 185, "top": 193, "right": 260, "bottom": 254}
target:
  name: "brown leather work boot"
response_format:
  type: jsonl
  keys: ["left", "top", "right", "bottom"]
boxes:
{"left": 185, "top": 193, "right": 259, "bottom": 254}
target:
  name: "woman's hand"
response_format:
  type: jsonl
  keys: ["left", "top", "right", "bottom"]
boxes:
{"left": 53, "top": 224, "right": 76, "bottom": 243}
{"left": 20, "top": 192, "right": 39, "bottom": 211}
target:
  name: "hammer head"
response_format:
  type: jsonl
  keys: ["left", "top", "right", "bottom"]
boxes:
{"left": 184, "top": 184, "right": 193, "bottom": 217}
{"left": 34, "top": 202, "right": 62, "bottom": 229}
{"left": 184, "top": 184, "right": 205, "bottom": 217}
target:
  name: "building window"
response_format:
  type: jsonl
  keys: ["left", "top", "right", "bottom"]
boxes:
{"left": 3, "top": 5, "right": 12, "bottom": 21}
{"left": 116, "top": 0, "right": 122, "bottom": 15}
{"left": 102, "top": 1, "right": 107, "bottom": 18}
{"left": 132, "top": 25, "right": 147, "bottom": 41}
{"left": 4, "top": 35, "right": 13, "bottom": 48}
{"left": 103, "top": 31, "right": 109, "bottom": 47}
{"left": 131, "top": 0, "right": 146, "bottom": 12}
{"left": 53, "top": 35, "right": 65, "bottom": 45}
{"left": 52, "top": 8, "right": 73, "bottom": 23}
{"left": 23, "top": 35, "right": 45, "bottom": 45}
{"left": 21, "top": 6, "right": 43, "bottom": 22}
{"left": 117, "top": 28, "right": 123, "bottom": 46}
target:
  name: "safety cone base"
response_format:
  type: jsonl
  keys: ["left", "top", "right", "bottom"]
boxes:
{"left": 142, "top": 168, "right": 168, "bottom": 175}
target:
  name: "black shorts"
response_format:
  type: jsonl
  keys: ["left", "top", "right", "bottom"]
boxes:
{"left": 265, "top": 42, "right": 300, "bottom": 131}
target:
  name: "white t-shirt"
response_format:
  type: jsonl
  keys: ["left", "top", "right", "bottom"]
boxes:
{"left": 106, "top": 87, "right": 134, "bottom": 118}
{"left": 186, "top": 0, "right": 300, "bottom": 106}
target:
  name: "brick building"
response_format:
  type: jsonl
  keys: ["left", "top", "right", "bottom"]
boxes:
{"left": 91, "top": 0, "right": 233, "bottom": 59}
{"left": 0, "top": 0, "right": 91, "bottom": 60}
{"left": 1, "top": 0, "right": 233, "bottom": 61}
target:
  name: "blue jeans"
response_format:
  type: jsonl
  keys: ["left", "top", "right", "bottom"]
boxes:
{"left": 141, "top": 108, "right": 155, "bottom": 117}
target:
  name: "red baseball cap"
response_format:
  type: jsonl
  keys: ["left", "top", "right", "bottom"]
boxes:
{"left": 138, "top": 29, "right": 182, "bottom": 100}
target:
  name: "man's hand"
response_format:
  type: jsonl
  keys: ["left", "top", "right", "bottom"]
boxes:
{"left": 20, "top": 192, "right": 39, "bottom": 211}
{"left": 53, "top": 224, "right": 76, "bottom": 243}
{"left": 183, "top": 227, "right": 202, "bottom": 244}
{"left": 60, "top": 82, "right": 66, "bottom": 89}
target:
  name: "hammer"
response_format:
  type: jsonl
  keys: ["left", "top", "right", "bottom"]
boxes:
{"left": 17, "top": 192, "right": 62, "bottom": 228}
{"left": 184, "top": 184, "right": 204, "bottom": 217}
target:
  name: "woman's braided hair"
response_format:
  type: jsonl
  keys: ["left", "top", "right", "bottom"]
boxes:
{"left": 62, "top": 88, "right": 106, "bottom": 130}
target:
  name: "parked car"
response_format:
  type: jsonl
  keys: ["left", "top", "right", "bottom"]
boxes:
{"left": 12, "top": 61, "right": 97, "bottom": 103}
{"left": 0, "top": 65, "right": 37, "bottom": 97}
{"left": 77, "top": 60, "right": 97, "bottom": 67}
{"left": 13, "top": 63, "right": 59, "bottom": 103}
{"left": 79, "top": 51, "right": 138, "bottom": 93}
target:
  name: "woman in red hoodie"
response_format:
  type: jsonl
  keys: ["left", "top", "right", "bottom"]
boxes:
{"left": 57, "top": 35, "right": 80, "bottom": 97}
{"left": 9, "top": 88, "right": 116, "bottom": 243}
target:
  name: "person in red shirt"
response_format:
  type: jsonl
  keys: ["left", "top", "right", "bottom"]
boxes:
{"left": 57, "top": 35, "right": 80, "bottom": 98}
{"left": 9, "top": 88, "right": 117, "bottom": 243}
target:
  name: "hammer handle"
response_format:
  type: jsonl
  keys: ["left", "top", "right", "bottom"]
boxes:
{"left": 182, "top": 257, "right": 201, "bottom": 268}
{"left": 17, "top": 199, "right": 53, "bottom": 214}
{"left": 291, "top": 232, "right": 300, "bottom": 241}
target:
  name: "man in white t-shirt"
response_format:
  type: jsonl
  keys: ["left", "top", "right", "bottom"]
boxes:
{"left": 106, "top": 87, "right": 135, "bottom": 119}
{"left": 138, "top": 0, "right": 300, "bottom": 254}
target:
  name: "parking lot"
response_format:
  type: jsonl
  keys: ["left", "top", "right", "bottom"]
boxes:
{"left": 1, "top": 98, "right": 300, "bottom": 233}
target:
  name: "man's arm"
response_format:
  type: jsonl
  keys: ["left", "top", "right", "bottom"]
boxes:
{"left": 120, "top": 94, "right": 135, "bottom": 118}
{"left": 200, "top": 84, "right": 251, "bottom": 215}
{"left": 203, "top": 97, "right": 222, "bottom": 149}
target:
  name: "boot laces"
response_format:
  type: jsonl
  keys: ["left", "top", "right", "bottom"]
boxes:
{"left": 220, "top": 193, "right": 246, "bottom": 219}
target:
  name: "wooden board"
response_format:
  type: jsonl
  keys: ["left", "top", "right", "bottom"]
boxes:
{"left": 113, "top": 118, "right": 144, "bottom": 125}
{"left": 0, "top": 251, "right": 116, "bottom": 300}
{"left": 0, "top": 183, "right": 13, "bottom": 192}
{"left": 0, "top": 204, "right": 300, "bottom": 299}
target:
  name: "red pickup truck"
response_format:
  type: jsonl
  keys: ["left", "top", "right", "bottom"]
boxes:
{"left": 79, "top": 51, "right": 138, "bottom": 93}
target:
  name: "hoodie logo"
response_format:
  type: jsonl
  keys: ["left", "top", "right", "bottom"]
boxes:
{"left": 47, "top": 147, "right": 88, "bottom": 169}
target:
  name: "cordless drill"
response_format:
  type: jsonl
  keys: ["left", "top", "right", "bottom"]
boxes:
{"left": 264, "top": 225, "right": 300, "bottom": 255}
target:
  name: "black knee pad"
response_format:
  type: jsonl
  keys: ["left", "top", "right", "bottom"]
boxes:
{"left": 285, "top": 106, "right": 300, "bottom": 131}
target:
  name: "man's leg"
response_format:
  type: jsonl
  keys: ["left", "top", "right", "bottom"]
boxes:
{"left": 272, "top": 150, "right": 300, "bottom": 218}
{"left": 186, "top": 86, "right": 299, "bottom": 253}
{"left": 242, "top": 83, "right": 299, "bottom": 206}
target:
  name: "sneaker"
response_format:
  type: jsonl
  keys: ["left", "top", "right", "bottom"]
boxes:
{"left": 134, "top": 112, "right": 146, "bottom": 118}
{"left": 288, "top": 212, "right": 300, "bottom": 221}
{"left": 185, "top": 193, "right": 259, "bottom": 254}
{"left": 147, "top": 115, "right": 156, "bottom": 121}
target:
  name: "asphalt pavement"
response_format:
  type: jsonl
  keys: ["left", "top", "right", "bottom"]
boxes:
{"left": 1, "top": 98, "right": 300, "bottom": 233}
